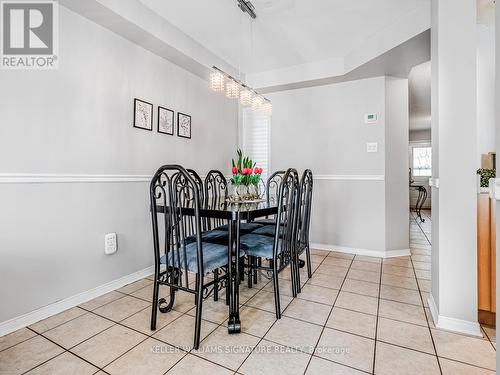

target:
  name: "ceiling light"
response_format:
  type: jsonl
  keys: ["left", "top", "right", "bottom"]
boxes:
{"left": 226, "top": 79, "right": 240, "bottom": 99}
{"left": 209, "top": 70, "right": 225, "bottom": 92}
{"left": 237, "top": 0, "right": 257, "bottom": 19}
{"left": 260, "top": 101, "right": 272, "bottom": 114}
{"left": 251, "top": 95, "right": 264, "bottom": 110}
{"left": 240, "top": 88, "right": 254, "bottom": 106}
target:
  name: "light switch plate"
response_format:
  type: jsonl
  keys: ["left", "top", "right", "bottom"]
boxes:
{"left": 105, "top": 233, "right": 117, "bottom": 255}
{"left": 366, "top": 142, "right": 378, "bottom": 153}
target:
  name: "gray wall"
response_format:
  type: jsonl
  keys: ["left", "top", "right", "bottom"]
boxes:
{"left": 268, "top": 76, "right": 409, "bottom": 253}
{"left": 409, "top": 129, "right": 431, "bottom": 142}
{"left": 0, "top": 6, "right": 238, "bottom": 322}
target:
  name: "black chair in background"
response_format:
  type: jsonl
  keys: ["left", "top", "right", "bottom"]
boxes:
{"left": 240, "top": 168, "right": 301, "bottom": 319}
{"left": 149, "top": 165, "right": 230, "bottom": 349}
{"left": 255, "top": 170, "right": 285, "bottom": 226}
{"left": 293, "top": 169, "right": 314, "bottom": 293}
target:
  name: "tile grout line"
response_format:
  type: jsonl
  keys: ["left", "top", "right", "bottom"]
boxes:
{"left": 301, "top": 252, "right": 357, "bottom": 375}
{"left": 370, "top": 257, "right": 384, "bottom": 374}
{"left": 410, "top": 211, "right": 443, "bottom": 375}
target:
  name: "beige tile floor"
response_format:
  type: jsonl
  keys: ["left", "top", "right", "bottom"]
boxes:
{"left": 0, "top": 209, "right": 496, "bottom": 374}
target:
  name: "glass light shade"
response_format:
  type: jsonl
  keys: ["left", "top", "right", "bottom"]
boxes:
{"left": 239, "top": 88, "right": 254, "bottom": 106}
{"left": 261, "top": 101, "right": 272, "bottom": 115}
{"left": 251, "top": 95, "right": 264, "bottom": 110}
{"left": 225, "top": 79, "right": 240, "bottom": 98}
{"left": 209, "top": 70, "right": 225, "bottom": 92}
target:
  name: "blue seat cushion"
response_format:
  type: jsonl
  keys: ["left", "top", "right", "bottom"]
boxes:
{"left": 160, "top": 242, "right": 229, "bottom": 274}
{"left": 240, "top": 234, "right": 280, "bottom": 259}
{"left": 251, "top": 224, "right": 276, "bottom": 237}
{"left": 216, "top": 222, "right": 265, "bottom": 234}
{"left": 254, "top": 218, "right": 276, "bottom": 225}
{"left": 185, "top": 230, "right": 229, "bottom": 246}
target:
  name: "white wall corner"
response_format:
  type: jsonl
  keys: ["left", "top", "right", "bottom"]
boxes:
{"left": 428, "top": 294, "right": 483, "bottom": 337}
{"left": 492, "top": 178, "right": 500, "bottom": 200}
{"left": 0, "top": 266, "right": 154, "bottom": 337}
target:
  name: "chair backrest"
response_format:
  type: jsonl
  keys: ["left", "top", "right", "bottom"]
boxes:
{"left": 266, "top": 171, "right": 286, "bottom": 203}
{"left": 150, "top": 165, "right": 204, "bottom": 290}
{"left": 298, "top": 169, "right": 313, "bottom": 250}
{"left": 273, "top": 168, "right": 300, "bottom": 270}
{"left": 187, "top": 169, "right": 205, "bottom": 205}
{"left": 204, "top": 170, "right": 228, "bottom": 230}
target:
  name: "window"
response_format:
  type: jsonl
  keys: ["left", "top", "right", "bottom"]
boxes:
{"left": 242, "top": 108, "right": 270, "bottom": 181}
{"left": 412, "top": 146, "right": 432, "bottom": 177}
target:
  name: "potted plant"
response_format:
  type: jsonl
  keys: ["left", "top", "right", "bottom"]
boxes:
{"left": 477, "top": 168, "right": 495, "bottom": 192}
{"left": 229, "top": 149, "right": 263, "bottom": 202}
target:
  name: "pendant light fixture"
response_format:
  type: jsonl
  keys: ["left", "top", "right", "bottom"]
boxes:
{"left": 208, "top": 0, "right": 272, "bottom": 116}
{"left": 209, "top": 70, "right": 225, "bottom": 92}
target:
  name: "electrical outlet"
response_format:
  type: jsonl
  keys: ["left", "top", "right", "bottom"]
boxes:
{"left": 366, "top": 142, "right": 378, "bottom": 153}
{"left": 105, "top": 233, "right": 117, "bottom": 255}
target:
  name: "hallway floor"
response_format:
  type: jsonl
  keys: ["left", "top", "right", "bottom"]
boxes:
{"left": 0, "top": 211, "right": 496, "bottom": 374}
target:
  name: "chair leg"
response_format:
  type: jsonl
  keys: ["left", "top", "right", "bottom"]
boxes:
{"left": 213, "top": 270, "right": 219, "bottom": 301}
{"left": 253, "top": 257, "right": 258, "bottom": 284}
{"left": 247, "top": 256, "right": 253, "bottom": 289}
{"left": 150, "top": 280, "right": 159, "bottom": 331}
{"left": 305, "top": 245, "right": 312, "bottom": 279}
{"left": 290, "top": 260, "right": 298, "bottom": 297}
{"left": 239, "top": 261, "right": 245, "bottom": 282}
{"left": 272, "top": 268, "right": 281, "bottom": 319}
{"left": 225, "top": 273, "right": 230, "bottom": 306}
{"left": 193, "top": 280, "right": 204, "bottom": 350}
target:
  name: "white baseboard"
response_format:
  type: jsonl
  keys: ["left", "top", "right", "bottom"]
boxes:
{"left": 311, "top": 243, "right": 410, "bottom": 258}
{"left": 0, "top": 266, "right": 154, "bottom": 337}
{"left": 428, "top": 294, "right": 482, "bottom": 337}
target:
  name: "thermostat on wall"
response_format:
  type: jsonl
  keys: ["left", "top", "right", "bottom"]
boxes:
{"left": 364, "top": 113, "right": 378, "bottom": 124}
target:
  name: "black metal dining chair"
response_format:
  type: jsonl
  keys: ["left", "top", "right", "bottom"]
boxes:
{"left": 293, "top": 169, "right": 314, "bottom": 293}
{"left": 149, "top": 165, "right": 231, "bottom": 349}
{"left": 240, "top": 168, "right": 301, "bottom": 319}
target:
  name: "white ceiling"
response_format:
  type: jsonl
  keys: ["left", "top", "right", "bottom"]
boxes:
{"left": 139, "top": 0, "right": 430, "bottom": 74}
{"left": 408, "top": 61, "right": 431, "bottom": 131}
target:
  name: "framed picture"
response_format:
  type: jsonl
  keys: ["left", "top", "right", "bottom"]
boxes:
{"left": 133, "top": 98, "right": 153, "bottom": 131}
{"left": 157, "top": 106, "right": 174, "bottom": 135}
{"left": 177, "top": 112, "right": 191, "bottom": 139}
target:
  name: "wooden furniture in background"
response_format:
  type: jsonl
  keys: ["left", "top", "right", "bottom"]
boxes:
{"left": 477, "top": 193, "right": 496, "bottom": 326}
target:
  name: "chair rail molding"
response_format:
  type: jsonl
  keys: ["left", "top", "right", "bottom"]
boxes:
{"left": 0, "top": 173, "right": 152, "bottom": 184}
{"left": 0, "top": 173, "right": 385, "bottom": 184}
{"left": 314, "top": 175, "right": 385, "bottom": 181}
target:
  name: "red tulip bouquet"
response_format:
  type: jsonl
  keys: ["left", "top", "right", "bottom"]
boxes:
{"left": 229, "top": 149, "right": 263, "bottom": 201}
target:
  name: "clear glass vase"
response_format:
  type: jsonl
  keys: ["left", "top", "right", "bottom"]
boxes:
{"left": 229, "top": 182, "right": 262, "bottom": 202}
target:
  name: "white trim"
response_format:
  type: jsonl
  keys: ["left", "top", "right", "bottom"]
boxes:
{"left": 0, "top": 266, "right": 153, "bottom": 337}
{"left": 311, "top": 242, "right": 410, "bottom": 258}
{"left": 0, "top": 173, "right": 231, "bottom": 184}
{"left": 0, "top": 173, "right": 152, "bottom": 184}
{"left": 429, "top": 177, "right": 439, "bottom": 188}
{"left": 0, "top": 173, "right": 385, "bottom": 184}
{"left": 428, "top": 294, "right": 483, "bottom": 337}
{"left": 314, "top": 175, "right": 385, "bottom": 181}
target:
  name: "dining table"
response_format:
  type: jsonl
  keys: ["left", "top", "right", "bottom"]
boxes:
{"left": 156, "top": 199, "right": 278, "bottom": 334}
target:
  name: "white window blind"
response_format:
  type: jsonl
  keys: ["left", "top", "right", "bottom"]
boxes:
{"left": 242, "top": 108, "right": 270, "bottom": 181}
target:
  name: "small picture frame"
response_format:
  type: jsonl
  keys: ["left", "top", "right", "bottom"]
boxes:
{"left": 133, "top": 98, "right": 153, "bottom": 131}
{"left": 177, "top": 112, "right": 191, "bottom": 139}
{"left": 157, "top": 106, "right": 174, "bottom": 135}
